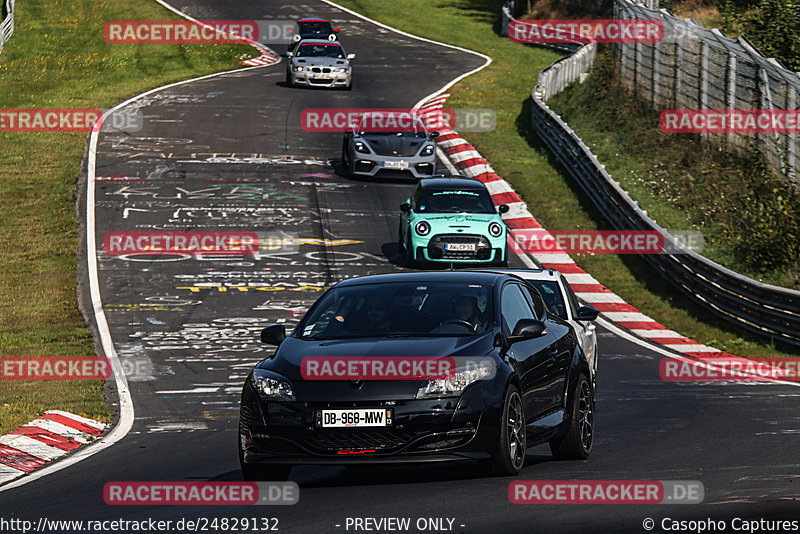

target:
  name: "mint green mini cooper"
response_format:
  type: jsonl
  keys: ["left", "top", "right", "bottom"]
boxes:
{"left": 398, "top": 176, "right": 509, "bottom": 267}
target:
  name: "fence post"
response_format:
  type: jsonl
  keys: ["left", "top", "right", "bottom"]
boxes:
{"left": 790, "top": 85, "right": 798, "bottom": 187}
{"left": 726, "top": 50, "right": 737, "bottom": 147}
{"left": 700, "top": 41, "right": 709, "bottom": 141}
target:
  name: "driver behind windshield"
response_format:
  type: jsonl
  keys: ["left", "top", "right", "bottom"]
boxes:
{"left": 449, "top": 295, "right": 487, "bottom": 334}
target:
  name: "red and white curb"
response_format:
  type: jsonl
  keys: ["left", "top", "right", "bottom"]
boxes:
{"left": 418, "top": 94, "right": 751, "bottom": 367}
{"left": 0, "top": 411, "right": 106, "bottom": 485}
{"left": 240, "top": 50, "right": 281, "bottom": 67}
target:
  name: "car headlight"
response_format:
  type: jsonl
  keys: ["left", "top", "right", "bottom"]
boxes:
{"left": 354, "top": 140, "right": 370, "bottom": 154}
{"left": 292, "top": 65, "right": 304, "bottom": 72}
{"left": 415, "top": 221, "right": 430, "bottom": 236}
{"left": 416, "top": 364, "right": 492, "bottom": 398}
{"left": 251, "top": 370, "right": 295, "bottom": 401}
{"left": 488, "top": 222, "right": 504, "bottom": 237}
{"left": 328, "top": 33, "right": 337, "bottom": 41}
{"left": 293, "top": 34, "right": 301, "bottom": 42}
{"left": 337, "top": 67, "right": 349, "bottom": 73}
{"left": 421, "top": 144, "right": 434, "bottom": 157}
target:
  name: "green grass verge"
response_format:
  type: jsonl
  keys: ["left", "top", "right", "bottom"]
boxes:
{"left": 0, "top": 0, "right": 256, "bottom": 435}
{"left": 336, "top": 0, "right": 797, "bottom": 359}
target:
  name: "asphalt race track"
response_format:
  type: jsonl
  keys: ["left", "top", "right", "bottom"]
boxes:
{"left": 1, "top": 1, "right": 799, "bottom": 533}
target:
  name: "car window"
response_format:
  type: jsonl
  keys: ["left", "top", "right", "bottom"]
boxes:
{"left": 298, "top": 21, "right": 334, "bottom": 35}
{"left": 562, "top": 276, "right": 581, "bottom": 318}
{"left": 415, "top": 188, "right": 496, "bottom": 214}
{"left": 524, "top": 286, "right": 545, "bottom": 320}
{"left": 500, "top": 283, "right": 535, "bottom": 337}
{"left": 526, "top": 280, "right": 567, "bottom": 320}
{"left": 298, "top": 282, "right": 493, "bottom": 339}
{"left": 296, "top": 44, "right": 344, "bottom": 58}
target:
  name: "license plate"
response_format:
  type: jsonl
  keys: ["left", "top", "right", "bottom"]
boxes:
{"left": 312, "top": 74, "right": 331, "bottom": 79}
{"left": 445, "top": 243, "right": 476, "bottom": 251}
{"left": 317, "top": 409, "right": 391, "bottom": 428}
{"left": 382, "top": 160, "right": 409, "bottom": 170}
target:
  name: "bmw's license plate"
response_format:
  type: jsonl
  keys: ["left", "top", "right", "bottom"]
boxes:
{"left": 445, "top": 243, "right": 476, "bottom": 252}
{"left": 382, "top": 161, "right": 409, "bottom": 170}
{"left": 317, "top": 409, "right": 392, "bottom": 428}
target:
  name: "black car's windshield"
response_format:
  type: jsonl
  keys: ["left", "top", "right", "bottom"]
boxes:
{"left": 416, "top": 188, "right": 496, "bottom": 214}
{"left": 298, "top": 21, "right": 334, "bottom": 35}
{"left": 296, "top": 43, "right": 344, "bottom": 58}
{"left": 526, "top": 280, "right": 567, "bottom": 320}
{"left": 298, "top": 282, "right": 494, "bottom": 339}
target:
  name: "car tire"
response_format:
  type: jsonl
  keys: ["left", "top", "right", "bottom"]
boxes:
{"left": 403, "top": 235, "right": 416, "bottom": 268}
{"left": 485, "top": 384, "right": 526, "bottom": 476}
{"left": 549, "top": 373, "right": 594, "bottom": 460}
{"left": 345, "top": 80, "right": 353, "bottom": 91}
{"left": 238, "top": 435, "right": 291, "bottom": 481}
{"left": 285, "top": 71, "right": 293, "bottom": 87}
{"left": 341, "top": 141, "right": 353, "bottom": 176}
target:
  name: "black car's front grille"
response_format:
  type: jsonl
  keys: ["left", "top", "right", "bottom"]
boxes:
{"left": 239, "top": 405, "right": 263, "bottom": 429}
{"left": 303, "top": 428, "right": 418, "bottom": 453}
{"left": 428, "top": 234, "right": 492, "bottom": 260}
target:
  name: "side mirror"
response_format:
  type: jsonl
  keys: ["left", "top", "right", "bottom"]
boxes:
{"left": 575, "top": 306, "right": 599, "bottom": 322}
{"left": 507, "top": 319, "right": 547, "bottom": 345}
{"left": 346, "top": 53, "right": 356, "bottom": 60}
{"left": 400, "top": 202, "right": 412, "bottom": 213}
{"left": 260, "top": 324, "right": 286, "bottom": 346}
{"left": 429, "top": 131, "right": 439, "bottom": 139}
{"left": 498, "top": 204, "right": 509, "bottom": 214}
{"left": 286, "top": 51, "right": 293, "bottom": 58}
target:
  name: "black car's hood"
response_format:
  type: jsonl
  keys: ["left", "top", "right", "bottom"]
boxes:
{"left": 258, "top": 334, "right": 496, "bottom": 401}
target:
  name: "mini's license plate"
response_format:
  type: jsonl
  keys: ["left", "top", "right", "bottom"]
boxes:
{"left": 317, "top": 409, "right": 392, "bottom": 428}
{"left": 382, "top": 160, "right": 409, "bottom": 170}
{"left": 445, "top": 243, "right": 476, "bottom": 251}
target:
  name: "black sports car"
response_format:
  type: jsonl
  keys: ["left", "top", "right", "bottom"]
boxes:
{"left": 238, "top": 271, "right": 594, "bottom": 480}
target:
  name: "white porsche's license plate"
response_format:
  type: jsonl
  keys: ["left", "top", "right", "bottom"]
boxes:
{"left": 318, "top": 409, "right": 391, "bottom": 428}
{"left": 382, "top": 161, "right": 409, "bottom": 170}
{"left": 445, "top": 243, "right": 476, "bottom": 251}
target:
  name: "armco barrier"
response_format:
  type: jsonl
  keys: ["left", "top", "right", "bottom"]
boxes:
{"left": 502, "top": 1, "right": 800, "bottom": 348}
{"left": 0, "top": 0, "right": 14, "bottom": 56}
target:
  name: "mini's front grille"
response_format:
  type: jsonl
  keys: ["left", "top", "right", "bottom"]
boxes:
{"left": 428, "top": 234, "right": 491, "bottom": 259}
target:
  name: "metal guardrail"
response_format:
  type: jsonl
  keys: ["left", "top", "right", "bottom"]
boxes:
{"left": 502, "top": 1, "right": 800, "bottom": 348}
{"left": 1, "top": 0, "right": 15, "bottom": 56}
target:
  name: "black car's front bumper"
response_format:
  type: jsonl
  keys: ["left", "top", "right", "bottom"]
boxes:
{"left": 239, "top": 380, "right": 504, "bottom": 465}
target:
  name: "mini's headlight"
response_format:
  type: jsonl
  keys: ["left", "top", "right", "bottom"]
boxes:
{"left": 416, "top": 364, "right": 492, "bottom": 398}
{"left": 415, "top": 221, "right": 430, "bottom": 236}
{"left": 489, "top": 222, "right": 504, "bottom": 237}
{"left": 251, "top": 371, "right": 295, "bottom": 401}
{"left": 354, "top": 140, "right": 369, "bottom": 153}
{"left": 293, "top": 34, "right": 301, "bottom": 42}
{"left": 293, "top": 65, "right": 304, "bottom": 72}
{"left": 328, "top": 33, "right": 337, "bottom": 41}
{"left": 421, "top": 144, "right": 434, "bottom": 156}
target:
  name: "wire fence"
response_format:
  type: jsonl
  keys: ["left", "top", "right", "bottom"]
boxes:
{"left": 0, "top": 0, "right": 14, "bottom": 56}
{"left": 502, "top": 0, "right": 800, "bottom": 348}
{"left": 614, "top": 0, "right": 800, "bottom": 188}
